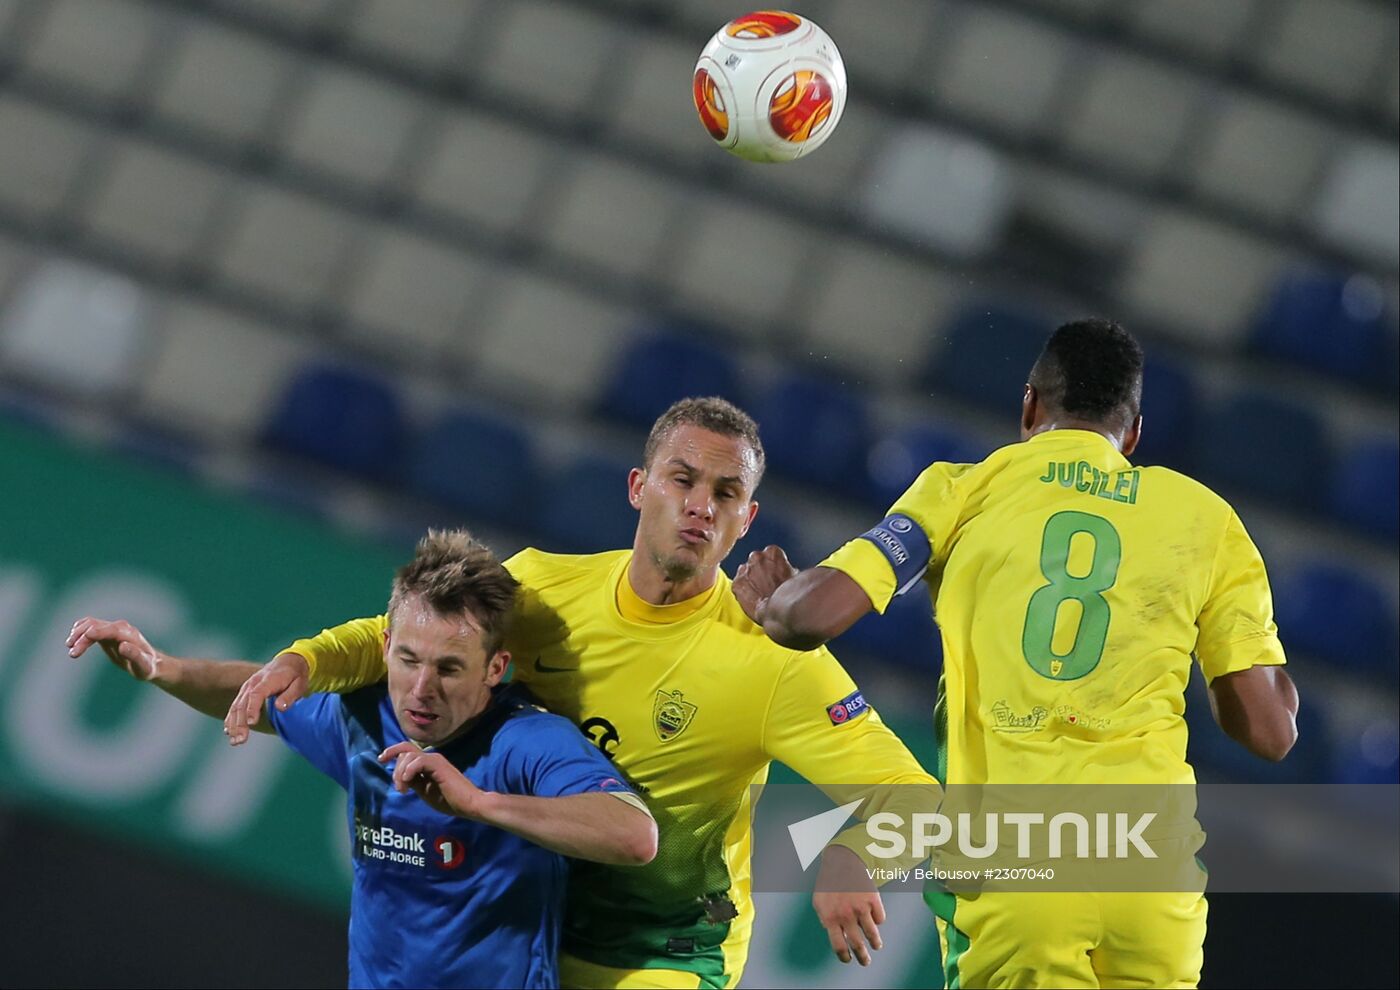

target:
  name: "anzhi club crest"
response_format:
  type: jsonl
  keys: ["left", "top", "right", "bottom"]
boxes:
{"left": 653, "top": 690, "right": 698, "bottom": 741}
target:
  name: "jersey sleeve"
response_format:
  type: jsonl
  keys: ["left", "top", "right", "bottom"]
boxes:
{"left": 761, "top": 647, "right": 942, "bottom": 875}
{"left": 819, "top": 461, "right": 973, "bottom": 614}
{"left": 1195, "top": 510, "right": 1288, "bottom": 683}
{"left": 291, "top": 615, "right": 390, "bottom": 694}
{"left": 266, "top": 692, "right": 351, "bottom": 790}
{"left": 503, "top": 715, "right": 644, "bottom": 808}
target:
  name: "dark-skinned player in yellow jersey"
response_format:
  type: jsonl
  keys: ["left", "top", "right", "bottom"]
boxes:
{"left": 733, "top": 319, "right": 1299, "bottom": 989}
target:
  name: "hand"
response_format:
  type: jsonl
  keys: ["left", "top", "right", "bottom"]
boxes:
{"left": 66, "top": 617, "right": 164, "bottom": 681}
{"left": 379, "top": 742, "right": 483, "bottom": 819}
{"left": 812, "top": 845, "right": 886, "bottom": 966}
{"left": 733, "top": 545, "right": 798, "bottom": 625}
{"left": 224, "top": 652, "right": 310, "bottom": 746}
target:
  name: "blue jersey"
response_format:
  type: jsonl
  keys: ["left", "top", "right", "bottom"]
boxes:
{"left": 267, "top": 683, "right": 635, "bottom": 989}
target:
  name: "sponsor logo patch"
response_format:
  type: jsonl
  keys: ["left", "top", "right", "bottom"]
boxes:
{"left": 827, "top": 689, "right": 868, "bottom": 725}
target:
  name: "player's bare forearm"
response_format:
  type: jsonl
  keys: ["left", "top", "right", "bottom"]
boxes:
{"left": 473, "top": 791, "right": 657, "bottom": 866}
{"left": 762, "top": 567, "right": 875, "bottom": 650}
{"left": 66, "top": 616, "right": 273, "bottom": 731}
{"left": 156, "top": 656, "right": 274, "bottom": 728}
{"left": 1208, "top": 664, "right": 1299, "bottom": 762}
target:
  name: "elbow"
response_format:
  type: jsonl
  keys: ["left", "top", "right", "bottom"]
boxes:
{"left": 1257, "top": 720, "right": 1298, "bottom": 763}
{"left": 620, "top": 818, "right": 658, "bottom": 866}
{"left": 762, "top": 617, "right": 826, "bottom": 652}
{"left": 1234, "top": 716, "right": 1297, "bottom": 763}
{"left": 760, "top": 595, "right": 829, "bottom": 651}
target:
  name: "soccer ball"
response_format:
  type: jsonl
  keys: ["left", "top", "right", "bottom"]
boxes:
{"left": 692, "top": 10, "right": 847, "bottom": 163}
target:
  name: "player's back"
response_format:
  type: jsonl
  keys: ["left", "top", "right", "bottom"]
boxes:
{"left": 913, "top": 429, "right": 1267, "bottom": 787}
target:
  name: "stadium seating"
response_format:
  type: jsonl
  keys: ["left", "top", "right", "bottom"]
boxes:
{"left": 730, "top": 506, "right": 802, "bottom": 569}
{"left": 1331, "top": 438, "right": 1400, "bottom": 541}
{"left": 1192, "top": 390, "right": 1331, "bottom": 512}
{"left": 866, "top": 422, "right": 988, "bottom": 509}
{"left": 833, "top": 590, "right": 942, "bottom": 671}
{"left": 1274, "top": 563, "right": 1399, "bottom": 681}
{"left": 752, "top": 372, "right": 872, "bottom": 496}
{"left": 599, "top": 329, "right": 743, "bottom": 428}
{"left": 410, "top": 408, "right": 538, "bottom": 527}
{"left": 1250, "top": 268, "right": 1393, "bottom": 388}
{"left": 261, "top": 363, "right": 407, "bottom": 481}
{"left": 924, "top": 303, "right": 1052, "bottom": 412}
{"left": 1130, "top": 354, "right": 1198, "bottom": 472}
{"left": 537, "top": 454, "right": 638, "bottom": 555}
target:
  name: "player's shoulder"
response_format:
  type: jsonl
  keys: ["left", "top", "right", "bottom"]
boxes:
{"left": 506, "top": 546, "right": 629, "bottom": 587}
{"left": 493, "top": 686, "right": 589, "bottom": 745}
{"left": 711, "top": 578, "right": 834, "bottom": 667}
{"left": 1135, "top": 463, "right": 1234, "bottom": 515}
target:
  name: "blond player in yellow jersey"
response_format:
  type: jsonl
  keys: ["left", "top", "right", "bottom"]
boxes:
{"left": 733, "top": 319, "right": 1300, "bottom": 989}
{"left": 223, "top": 397, "right": 940, "bottom": 989}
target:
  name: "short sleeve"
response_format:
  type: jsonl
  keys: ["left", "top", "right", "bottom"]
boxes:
{"left": 504, "top": 715, "right": 639, "bottom": 802}
{"left": 1195, "top": 510, "right": 1287, "bottom": 683}
{"left": 290, "top": 615, "right": 389, "bottom": 694}
{"left": 820, "top": 461, "right": 972, "bottom": 613}
{"left": 267, "top": 693, "right": 352, "bottom": 790}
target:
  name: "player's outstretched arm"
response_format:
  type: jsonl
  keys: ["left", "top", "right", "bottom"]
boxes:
{"left": 379, "top": 742, "right": 657, "bottom": 866}
{"left": 734, "top": 546, "right": 874, "bottom": 651}
{"left": 1207, "top": 665, "right": 1299, "bottom": 762}
{"left": 66, "top": 616, "right": 272, "bottom": 731}
{"left": 224, "top": 651, "right": 310, "bottom": 746}
{"left": 224, "top": 615, "right": 389, "bottom": 745}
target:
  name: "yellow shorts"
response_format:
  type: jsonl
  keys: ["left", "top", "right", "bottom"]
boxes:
{"left": 927, "top": 890, "right": 1206, "bottom": 989}
{"left": 558, "top": 954, "right": 744, "bottom": 990}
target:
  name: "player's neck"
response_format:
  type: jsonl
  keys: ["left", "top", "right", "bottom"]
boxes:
{"left": 1028, "top": 419, "right": 1125, "bottom": 451}
{"left": 625, "top": 554, "right": 719, "bottom": 606}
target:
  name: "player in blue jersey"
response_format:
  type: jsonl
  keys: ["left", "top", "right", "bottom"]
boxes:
{"left": 65, "top": 529, "right": 657, "bottom": 990}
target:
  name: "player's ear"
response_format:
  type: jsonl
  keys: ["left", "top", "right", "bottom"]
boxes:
{"left": 627, "top": 467, "right": 646, "bottom": 510}
{"left": 1020, "top": 385, "right": 1038, "bottom": 439}
{"left": 740, "top": 499, "right": 759, "bottom": 538}
{"left": 1122, "top": 414, "right": 1143, "bottom": 457}
{"left": 485, "top": 650, "right": 509, "bottom": 686}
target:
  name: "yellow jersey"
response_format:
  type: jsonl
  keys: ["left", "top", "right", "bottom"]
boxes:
{"left": 822, "top": 429, "right": 1287, "bottom": 788}
{"left": 291, "top": 548, "right": 936, "bottom": 985}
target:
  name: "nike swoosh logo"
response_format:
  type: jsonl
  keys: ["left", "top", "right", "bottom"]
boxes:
{"left": 533, "top": 657, "right": 578, "bottom": 674}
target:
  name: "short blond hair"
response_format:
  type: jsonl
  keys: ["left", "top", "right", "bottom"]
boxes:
{"left": 388, "top": 529, "right": 519, "bottom": 653}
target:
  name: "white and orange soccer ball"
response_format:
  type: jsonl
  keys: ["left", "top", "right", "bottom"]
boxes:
{"left": 692, "top": 10, "right": 847, "bottom": 163}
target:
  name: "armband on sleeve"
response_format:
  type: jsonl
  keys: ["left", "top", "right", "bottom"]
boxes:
{"left": 857, "top": 515, "right": 931, "bottom": 597}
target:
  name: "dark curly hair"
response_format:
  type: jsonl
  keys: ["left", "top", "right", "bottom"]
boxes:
{"left": 1028, "top": 319, "right": 1144, "bottom": 430}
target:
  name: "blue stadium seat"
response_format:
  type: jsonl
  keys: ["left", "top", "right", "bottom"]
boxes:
{"left": 261, "top": 363, "right": 406, "bottom": 481}
{"left": 1251, "top": 269, "right": 1393, "bottom": 390}
{"left": 1334, "top": 721, "right": 1400, "bottom": 785}
{"left": 409, "top": 408, "right": 537, "bottom": 527}
{"left": 1131, "top": 355, "right": 1197, "bottom": 472}
{"left": 923, "top": 304, "right": 1052, "bottom": 413}
{"left": 1274, "top": 564, "right": 1398, "bottom": 681}
{"left": 538, "top": 454, "right": 638, "bottom": 554}
{"left": 731, "top": 506, "right": 802, "bottom": 568}
{"left": 1192, "top": 391, "right": 1330, "bottom": 512}
{"left": 751, "top": 373, "right": 871, "bottom": 496}
{"left": 831, "top": 589, "right": 941, "bottom": 670}
{"left": 866, "top": 423, "right": 989, "bottom": 510}
{"left": 1331, "top": 438, "right": 1399, "bottom": 542}
{"left": 599, "top": 327, "right": 743, "bottom": 427}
